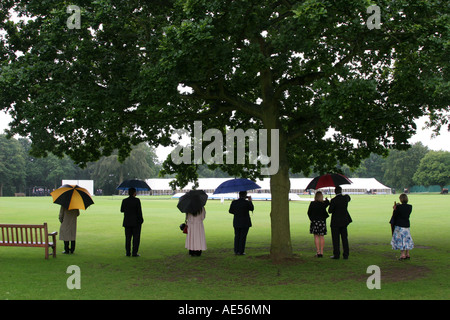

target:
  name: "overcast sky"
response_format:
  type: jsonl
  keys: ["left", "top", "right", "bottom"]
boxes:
{"left": 1, "top": 110, "right": 448, "bottom": 163}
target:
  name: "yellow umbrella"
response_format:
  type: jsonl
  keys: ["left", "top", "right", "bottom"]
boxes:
{"left": 51, "top": 185, "right": 94, "bottom": 210}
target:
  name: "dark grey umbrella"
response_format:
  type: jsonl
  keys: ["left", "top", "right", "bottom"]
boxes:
{"left": 177, "top": 190, "right": 208, "bottom": 214}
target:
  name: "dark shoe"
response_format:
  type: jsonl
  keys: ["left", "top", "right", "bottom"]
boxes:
{"left": 63, "top": 241, "right": 70, "bottom": 253}
{"left": 330, "top": 255, "right": 340, "bottom": 259}
{"left": 132, "top": 254, "right": 140, "bottom": 257}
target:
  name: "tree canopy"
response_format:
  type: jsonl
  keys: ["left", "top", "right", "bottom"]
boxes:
{"left": 1, "top": 0, "right": 449, "bottom": 259}
{"left": 0, "top": 135, "right": 161, "bottom": 196}
{"left": 382, "top": 142, "right": 429, "bottom": 190}
{"left": 0, "top": 134, "right": 25, "bottom": 196}
{"left": 413, "top": 151, "right": 450, "bottom": 190}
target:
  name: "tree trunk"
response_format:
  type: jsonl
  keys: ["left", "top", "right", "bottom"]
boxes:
{"left": 269, "top": 136, "right": 292, "bottom": 260}
{"left": 261, "top": 94, "right": 293, "bottom": 261}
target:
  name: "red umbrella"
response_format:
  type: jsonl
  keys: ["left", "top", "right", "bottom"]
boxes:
{"left": 306, "top": 173, "right": 352, "bottom": 190}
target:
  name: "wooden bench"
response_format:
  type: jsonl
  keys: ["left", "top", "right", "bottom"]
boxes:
{"left": 0, "top": 223, "right": 58, "bottom": 259}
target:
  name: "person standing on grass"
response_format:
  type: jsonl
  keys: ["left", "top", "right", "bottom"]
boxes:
{"left": 328, "top": 186, "right": 352, "bottom": 259}
{"left": 229, "top": 191, "right": 254, "bottom": 255}
{"left": 59, "top": 206, "right": 80, "bottom": 254}
{"left": 185, "top": 207, "right": 207, "bottom": 257}
{"left": 120, "top": 187, "right": 144, "bottom": 257}
{"left": 390, "top": 193, "right": 414, "bottom": 260}
{"left": 307, "top": 191, "right": 330, "bottom": 258}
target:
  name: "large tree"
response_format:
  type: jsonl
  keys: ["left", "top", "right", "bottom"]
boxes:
{"left": 382, "top": 142, "right": 429, "bottom": 190}
{"left": 413, "top": 151, "right": 450, "bottom": 191}
{"left": 1, "top": 0, "right": 448, "bottom": 259}
{"left": 87, "top": 142, "right": 161, "bottom": 194}
{"left": 0, "top": 134, "right": 26, "bottom": 196}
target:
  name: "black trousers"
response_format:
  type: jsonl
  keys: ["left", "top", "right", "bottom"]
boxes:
{"left": 331, "top": 226, "right": 349, "bottom": 258}
{"left": 124, "top": 225, "right": 141, "bottom": 256}
{"left": 64, "top": 241, "right": 76, "bottom": 253}
{"left": 234, "top": 227, "right": 249, "bottom": 254}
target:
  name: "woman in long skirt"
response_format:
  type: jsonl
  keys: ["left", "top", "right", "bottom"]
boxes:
{"left": 185, "top": 207, "right": 207, "bottom": 256}
{"left": 390, "top": 194, "right": 414, "bottom": 260}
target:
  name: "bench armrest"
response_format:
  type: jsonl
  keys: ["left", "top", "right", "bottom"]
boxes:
{"left": 48, "top": 231, "right": 58, "bottom": 243}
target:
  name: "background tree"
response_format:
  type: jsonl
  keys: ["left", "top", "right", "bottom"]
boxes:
{"left": 0, "top": 134, "right": 26, "bottom": 196}
{"left": 413, "top": 151, "right": 450, "bottom": 191}
{"left": 88, "top": 143, "right": 161, "bottom": 194}
{"left": 19, "top": 138, "right": 89, "bottom": 192}
{"left": 1, "top": 0, "right": 448, "bottom": 259}
{"left": 352, "top": 153, "right": 386, "bottom": 183}
{"left": 382, "top": 142, "right": 429, "bottom": 190}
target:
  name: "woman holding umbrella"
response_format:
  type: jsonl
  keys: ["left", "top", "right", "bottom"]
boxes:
{"left": 185, "top": 207, "right": 207, "bottom": 256}
{"left": 59, "top": 207, "right": 80, "bottom": 254}
{"left": 51, "top": 184, "right": 94, "bottom": 254}
{"left": 178, "top": 190, "right": 208, "bottom": 257}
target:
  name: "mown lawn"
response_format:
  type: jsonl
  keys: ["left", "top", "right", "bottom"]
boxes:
{"left": 0, "top": 194, "right": 449, "bottom": 300}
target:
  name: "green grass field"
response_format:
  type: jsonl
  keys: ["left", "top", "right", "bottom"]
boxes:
{"left": 0, "top": 194, "right": 449, "bottom": 300}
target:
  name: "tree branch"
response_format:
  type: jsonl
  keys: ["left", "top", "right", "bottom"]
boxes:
{"left": 274, "top": 71, "right": 325, "bottom": 99}
{"left": 183, "top": 81, "right": 263, "bottom": 119}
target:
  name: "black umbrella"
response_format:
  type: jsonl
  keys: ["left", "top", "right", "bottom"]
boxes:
{"left": 177, "top": 190, "right": 208, "bottom": 214}
{"left": 117, "top": 179, "right": 151, "bottom": 191}
{"left": 306, "top": 173, "right": 352, "bottom": 190}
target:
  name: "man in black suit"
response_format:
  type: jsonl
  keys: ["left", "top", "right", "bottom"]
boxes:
{"left": 120, "top": 187, "right": 144, "bottom": 257}
{"left": 229, "top": 191, "right": 254, "bottom": 255}
{"left": 328, "top": 186, "right": 352, "bottom": 259}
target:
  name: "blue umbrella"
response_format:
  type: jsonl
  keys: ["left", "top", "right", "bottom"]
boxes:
{"left": 213, "top": 178, "right": 261, "bottom": 194}
{"left": 117, "top": 179, "right": 151, "bottom": 191}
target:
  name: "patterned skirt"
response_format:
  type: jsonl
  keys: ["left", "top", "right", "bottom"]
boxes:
{"left": 391, "top": 226, "right": 414, "bottom": 250}
{"left": 310, "top": 220, "right": 327, "bottom": 236}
